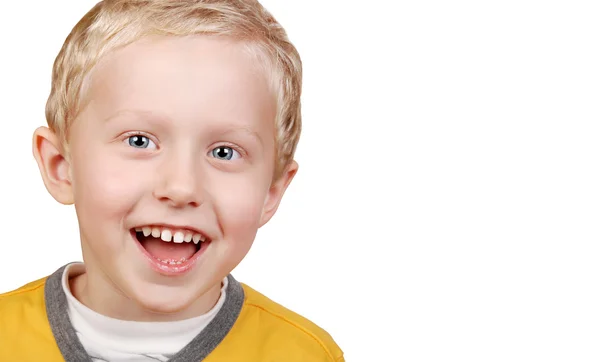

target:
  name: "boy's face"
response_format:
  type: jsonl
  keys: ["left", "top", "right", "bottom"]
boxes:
{"left": 35, "top": 35, "right": 296, "bottom": 318}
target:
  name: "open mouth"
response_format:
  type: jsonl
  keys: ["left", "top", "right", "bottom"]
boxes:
{"left": 131, "top": 226, "right": 211, "bottom": 272}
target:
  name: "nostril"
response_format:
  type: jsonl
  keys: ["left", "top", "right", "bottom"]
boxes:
{"left": 153, "top": 183, "right": 202, "bottom": 207}
{"left": 157, "top": 195, "right": 201, "bottom": 208}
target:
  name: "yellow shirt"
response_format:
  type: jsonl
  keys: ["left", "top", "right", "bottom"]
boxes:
{"left": 0, "top": 265, "right": 344, "bottom": 362}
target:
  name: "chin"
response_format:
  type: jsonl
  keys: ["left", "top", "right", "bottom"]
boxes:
{"left": 129, "top": 281, "right": 204, "bottom": 316}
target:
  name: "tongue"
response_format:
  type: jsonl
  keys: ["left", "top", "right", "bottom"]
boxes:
{"left": 142, "top": 238, "right": 197, "bottom": 261}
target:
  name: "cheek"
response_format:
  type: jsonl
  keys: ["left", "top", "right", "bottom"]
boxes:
{"left": 213, "top": 176, "right": 269, "bottom": 241}
{"left": 71, "top": 152, "right": 143, "bottom": 220}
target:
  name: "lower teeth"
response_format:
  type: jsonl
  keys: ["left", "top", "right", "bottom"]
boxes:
{"left": 156, "top": 257, "right": 187, "bottom": 265}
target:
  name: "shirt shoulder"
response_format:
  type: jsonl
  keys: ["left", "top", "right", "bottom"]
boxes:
{"left": 229, "top": 283, "right": 344, "bottom": 361}
{"left": 0, "top": 276, "right": 47, "bottom": 309}
{"left": 0, "top": 276, "right": 64, "bottom": 361}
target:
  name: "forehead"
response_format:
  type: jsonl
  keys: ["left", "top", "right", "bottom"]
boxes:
{"left": 82, "top": 35, "right": 276, "bottom": 133}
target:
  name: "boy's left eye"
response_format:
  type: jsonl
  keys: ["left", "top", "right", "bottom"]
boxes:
{"left": 210, "top": 146, "right": 241, "bottom": 161}
{"left": 126, "top": 135, "right": 156, "bottom": 149}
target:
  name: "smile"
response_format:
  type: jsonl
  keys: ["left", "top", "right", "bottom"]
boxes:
{"left": 131, "top": 225, "right": 212, "bottom": 276}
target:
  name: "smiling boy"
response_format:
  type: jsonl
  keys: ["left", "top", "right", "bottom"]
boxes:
{"left": 0, "top": 1, "right": 344, "bottom": 361}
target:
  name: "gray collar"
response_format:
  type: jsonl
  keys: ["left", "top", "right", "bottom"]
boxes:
{"left": 45, "top": 264, "right": 245, "bottom": 362}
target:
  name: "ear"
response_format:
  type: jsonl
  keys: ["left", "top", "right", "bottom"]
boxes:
{"left": 32, "top": 127, "right": 74, "bottom": 205}
{"left": 259, "top": 160, "right": 298, "bottom": 227}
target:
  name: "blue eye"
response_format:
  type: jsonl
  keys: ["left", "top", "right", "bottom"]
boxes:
{"left": 211, "top": 146, "right": 240, "bottom": 161}
{"left": 127, "top": 135, "right": 156, "bottom": 149}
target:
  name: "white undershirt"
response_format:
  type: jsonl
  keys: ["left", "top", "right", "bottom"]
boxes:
{"left": 62, "top": 263, "right": 227, "bottom": 362}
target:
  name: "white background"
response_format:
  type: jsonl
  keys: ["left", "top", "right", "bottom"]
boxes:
{"left": 1, "top": 1, "right": 599, "bottom": 361}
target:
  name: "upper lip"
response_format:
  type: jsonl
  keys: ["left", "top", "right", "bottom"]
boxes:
{"left": 132, "top": 223, "right": 212, "bottom": 241}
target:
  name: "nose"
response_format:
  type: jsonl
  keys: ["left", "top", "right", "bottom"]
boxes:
{"left": 153, "top": 152, "right": 203, "bottom": 208}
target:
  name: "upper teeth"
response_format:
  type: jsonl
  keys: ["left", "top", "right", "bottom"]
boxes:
{"left": 135, "top": 226, "right": 206, "bottom": 244}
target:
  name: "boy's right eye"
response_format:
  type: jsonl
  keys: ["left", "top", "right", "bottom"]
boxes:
{"left": 126, "top": 135, "right": 157, "bottom": 150}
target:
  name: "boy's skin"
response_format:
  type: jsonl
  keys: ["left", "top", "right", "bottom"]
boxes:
{"left": 33, "top": 35, "right": 297, "bottom": 321}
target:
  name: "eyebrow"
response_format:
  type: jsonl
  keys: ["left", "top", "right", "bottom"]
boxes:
{"left": 217, "top": 126, "right": 264, "bottom": 147}
{"left": 103, "top": 110, "right": 264, "bottom": 147}
{"left": 102, "top": 109, "right": 166, "bottom": 124}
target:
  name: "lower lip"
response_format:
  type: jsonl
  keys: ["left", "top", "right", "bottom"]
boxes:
{"left": 131, "top": 230, "right": 211, "bottom": 276}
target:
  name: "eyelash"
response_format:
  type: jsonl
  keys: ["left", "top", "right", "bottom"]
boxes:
{"left": 119, "top": 132, "right": 247, "bottom": 158}
{"left": 121, "top": 131, "right": 157, "bottom": 145}
{"left": 212, "top": 142, "right": 246, "bottom": 158}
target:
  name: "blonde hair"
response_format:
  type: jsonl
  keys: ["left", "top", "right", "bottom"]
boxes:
{"left": 46, "top": 0, "right": 302, "bottom": 179}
